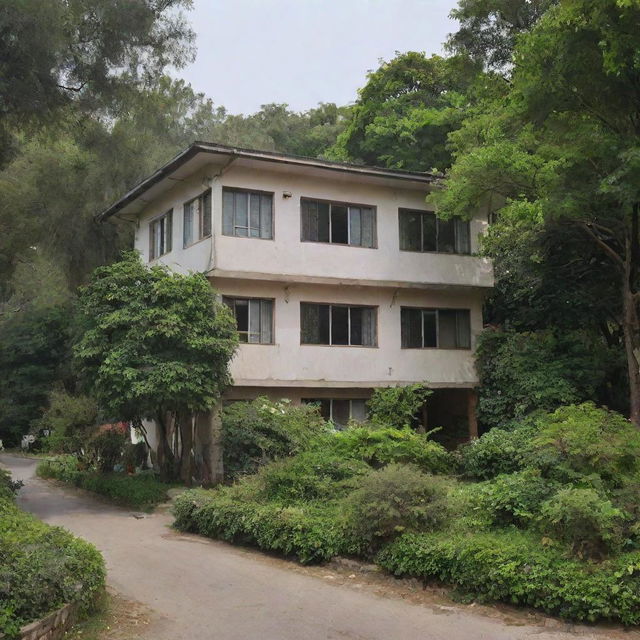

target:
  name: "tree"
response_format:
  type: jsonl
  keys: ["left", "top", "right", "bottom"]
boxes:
{"left": 447, "top": 0, "right": 557, "bottom": 73}
{"left": 329, "top": 52, "right": 480, "bottom": 172}
{"left": 74, "top": 252, "right": 238, "bottom": 481}
{"left": 433, "top": 0, "right": 640, "bottom": 425}
{"left": 0, "top": 0, "right": 195, "bottom": 164}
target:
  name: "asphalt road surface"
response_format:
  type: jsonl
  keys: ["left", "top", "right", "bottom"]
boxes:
{"left": 2, "top": 454, "right": 635, "bottom": 640}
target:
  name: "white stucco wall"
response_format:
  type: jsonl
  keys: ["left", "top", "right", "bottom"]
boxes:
{"left": 215, "top": 279, "right": 483, "bottom": 388}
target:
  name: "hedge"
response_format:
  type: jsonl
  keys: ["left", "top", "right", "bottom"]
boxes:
{"left": 377, "top": 531, "right": 640, "bottom": 624}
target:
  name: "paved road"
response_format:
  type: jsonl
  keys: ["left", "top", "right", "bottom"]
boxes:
{"left": 2, "top": 454, "right": 635, "bottom": 640}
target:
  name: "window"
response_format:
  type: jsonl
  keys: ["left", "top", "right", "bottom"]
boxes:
{"left": 302, "top": 398, "right": 368, "bottom": 427}
{"left": 301, "top": 199, "right": 376, "bottom": 247}
{"left": 223, "top": 297, "right": 274, "bottom": 344}
{"left": 401, "top": 308, "right": 471, "bottom": 349}
{"left": 300, "top": 303, "right": 377, "bottom": 346}
{"left": 183, "top": 189, "right": 212, "bottom": 247}
{"left": 399, "top": 209, "right": 470, "bottom": 254}
{"left": 149, "top": 210, "right": 173, "bottom": 260}
{"left": 222, "top": 188, "right": 273, "bottom": 239}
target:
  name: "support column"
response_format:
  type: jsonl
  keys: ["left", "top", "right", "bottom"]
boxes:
{"left": 195, "top": 404, "right": 224, "bottom": 487}
{"left": 467, "top": 389, "right": 479, "bottom": 440}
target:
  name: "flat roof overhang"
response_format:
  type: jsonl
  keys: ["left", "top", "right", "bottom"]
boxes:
{"left": 96, "top": 142, "right": 438, "bottom": 222}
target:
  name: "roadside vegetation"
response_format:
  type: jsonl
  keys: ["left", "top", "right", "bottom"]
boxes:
{"left": 0, "top": 469, "right": 105, "bottom": 638}
{"left": 174, "top": 394, "right": 640, "bottom": 625}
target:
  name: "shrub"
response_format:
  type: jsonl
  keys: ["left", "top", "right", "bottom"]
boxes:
{"left": 366, "top": 384, "right": 432, "bottom": 429}
{"left": 0, "top": 496, "right": 105, "bottom": 637}
{"left": 471, "top": 469, "right": 557, "bottom": 528}
{"left": 173, "top": 488, "right": 360, "bottom": 563}
{"left": 86, "top": 429, "right": 127, "bottom": 472}
{"left": 345, "top": 464, "right": 450, "bottom": 551}
{"left": 531, "top": 403, "right": 640, "bottom": 488}
{"left": 538, "top": 487, "right": 627, "bottom": 558}
{"left": 37, "top": 454, "right": 82, "bottom": 484}
{"left": 377, "top": 530, "right": 640, "bottom": 624}
{"left": 329, "top": 426, "right": 454, "bottom": 474}
{"left": 458, "top": 421, "right": 536, "bottom": 479}
{"left": 222, "top": 398, "right": 329, "bottom": 480}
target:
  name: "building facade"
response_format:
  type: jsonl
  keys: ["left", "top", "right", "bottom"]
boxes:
{"left": 98, "top": 142, "right": 493, "bottom": 444}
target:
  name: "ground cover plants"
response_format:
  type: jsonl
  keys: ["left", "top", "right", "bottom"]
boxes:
{"left": 0, "top": 469, "right": 105, "bottom": 639}
{"left": 174, "top": 396, "right": 640, "bottom": 624}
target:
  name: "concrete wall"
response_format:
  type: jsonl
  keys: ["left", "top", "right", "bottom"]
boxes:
{"left": 216, "top": 279, "right": 482, "bottom": 388}
{"left": 134, "top": 163, "right": 493, "bottom": 289}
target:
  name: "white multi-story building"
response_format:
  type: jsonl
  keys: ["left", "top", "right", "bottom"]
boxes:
{"left": 98, "top": 142, "right": 493, "bottom": 444}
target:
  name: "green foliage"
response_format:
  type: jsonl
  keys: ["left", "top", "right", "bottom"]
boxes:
{"left": 222, "top": 398, "right": 330, "bottom": 480}
{"left": 475, "top": 329, "right": 614, "bottom": 427}
{"left": 0, "top": 492, "right": 105, "bottom": 637}
{"left": 38, "top": 389, "right": 97, "bottom": 453}
{"left": 329, "top": 52, "right": 480, "bottom": 171}
{"left": 471, "top": 470, "right": 557, "bottom": 527}
{"left": 458, "top": 420, "right": 536, "bottom": 479}
{"left": 173, "top": 488, "right": 359, "bottom": 564}
{"left": 86, "top": 430, "right": 127, "bottom": 473}
{"left": 37, "top": 457, "right": 172, "bottom": 510}
{"left": 0, "top": 304, "right": 72, "bottom": 446}
{"left": 532, "top": 403, "right": 640, "bottom": 488}
{"left": 377, "top": 531, "right": 640, "bottom": 624}
{"left": 539, "top": 488, "right": 627, "bottom": 558}
{"left": 345, "top": 464, "right": 450, "bottom": 550}
{"left": 328, "top": 427, "right": 454, "bottom": 474}
{"left": 366, "top": 384, "right": 432, "bottom": 430}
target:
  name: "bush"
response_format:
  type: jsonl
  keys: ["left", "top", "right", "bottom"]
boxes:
{"left": 86, "top": 429, "right": 127, "bottom": 473}
{"left": 378, "top": 530, "right": 640, "bottom": 624}
{"left": 345, "top": 464, "right": 450, "bottom": 551}
{"left": 458, "top": 421, "right": 536, "bottom": 479}
{"left": 222, "top": 398, "right": 329, "bottom": 480}
{"left": 471, "top": 469, "right": 557, "bottom": 528}
{"left": 366, "top": 384, "right": 432, "bottom": 429}
{"left": 37, "top": 457, "right": 172, "bottom": 510}
{"left": 329, "top": 426, "right": 454, "bottom": 474}
{"left": 531, "top": 403, "right": 640, "bottom": 488}
{"left": 173, "top": 488, "right": 360, "bottom": 563}
{"left": 0, "top": 495, "right": 105, "bottom": 637}
{"left": 538, "top": 488, "right": 627, "bottom": 558}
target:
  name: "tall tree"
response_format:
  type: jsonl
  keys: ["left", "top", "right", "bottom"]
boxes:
{"left": 433, "top": 0, "right": 640, "bottom": 425}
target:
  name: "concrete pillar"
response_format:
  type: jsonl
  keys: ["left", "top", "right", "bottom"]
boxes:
{"left": 195, "top": 404, "right": 224, "bottom": 486}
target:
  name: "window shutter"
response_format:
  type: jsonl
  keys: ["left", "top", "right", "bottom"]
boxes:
{"left": 455, "top": 219, "right": 471, "bottom": 254}
{"left": 202, "top": 190, "right": 212, "bottom": 237}
{"left": 349, "top": 207, "right": 361, "bottom": 246}
{"left": 260, "top": 299, "right": 273, "bottom": 343}
{"left": 183, "top": 202, "right": 193, "bottom": 247}
{"left": 165, "top": 211, "right": 173, "bottom": 253}
{"left": 222, "top": 190, "right": 234, "bottom": 235}
{"left": 360, "top": 208, "right": 375, "bottom": 248}
{"left": 456, "top": 310, "right": 471, "bottom": 348}
{"left": 260, "top": 194, "right": 273, "bottom": 239}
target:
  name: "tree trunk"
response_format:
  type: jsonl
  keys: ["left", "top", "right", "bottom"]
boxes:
{"left": 179, "top": 413, "right": 194, "bottom": 486}
{"left": 195, "top": 404, "right": 224, "bottom": 487}
{"left": 156, "top": 412, "right": 176, "bottom": 482}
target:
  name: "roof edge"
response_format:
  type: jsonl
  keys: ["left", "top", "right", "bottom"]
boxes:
{"left": 96, "top": 142, "right": 437, "bottom": 222}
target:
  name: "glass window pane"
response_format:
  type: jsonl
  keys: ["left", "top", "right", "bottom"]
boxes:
{"left": 260, "top": 299, "right": 273, "bottom": 344}
{"left": 317, "top": 202, "right": 330, "bottom": 242}
{"left": 349, "top": 207, "right": 361, "bottom": 246}
{"left": 438, "top": 310, "right": 457, "bottom": 348}
{"left": 222, "top": 191, "right": 234, "bottom": 236}
{"left": 260, "top": 194, "right": 273, "bottom": 239}
{"left": 165, "top": 211, "right": 172, "bottom": 253}
{"left": 349, "top": 306, "right": 362, "bottom": 345}
{"left": 301, "top": 200, "right": 314, "bottom": 241}
{"left": 249, "top": 195, "right": 260, "bottom": 237}
{"left": 331, "top": 305, "right": 349, "bottom": 345}
{"left": 399, "top": 212, "right": 421, "bottom": 251}
{"left": 350, "top": 400, "right": 367, "bottom": 423}
{"left": 455, "top": 219, "right": 470, "bottom": 254}
{"left": 332, "top": 400, "right": 350, "bottom": 427}
{"left": 234, "top": 192, "right": 248, "bottom": 231}
{"left": 183, "top": 202, "right": 193, "bottom": 247}
{"left": 361, "top": 208, "right": 375, "bottom": 248}
{"left": 422, "top": 213, "right": 437, "bottom": 251}
{"left": 301, "top": 303, "right": 329, "bottom": 344}
{"left": 248, "top": 299, "right": 261, "bottom": 343}
{"left": 234, "top": 299, "right": 249, "bottom": 333}
{"left": 401, "top": 308, "right": 422, "bottom": 348}
{"left": 331, "top": 205, "right": 348, "bottom": 244}
{"left": 423, "top": 311, "right": 437, "bottom": 347}
{"left": 438, "top": 218, "right": 455, "bottom": 253}
{"left": 362, "top": 307, "right": 377, "bottom": 346}
{"left": 456, "top": 310, "right": 471, "bottom": 348}
{"left": 202, "top": 191, "right": 212, "bottom": 237}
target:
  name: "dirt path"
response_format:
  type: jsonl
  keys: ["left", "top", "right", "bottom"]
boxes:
{"left": 2, "top": 454, "right": 636, "bottom": 640}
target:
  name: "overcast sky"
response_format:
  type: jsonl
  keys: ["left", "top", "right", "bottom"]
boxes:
{"left": 176, "top": 0, "right": 459, "bottom": 114}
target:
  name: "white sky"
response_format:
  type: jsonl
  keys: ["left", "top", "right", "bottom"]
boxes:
{"left": 176, "top": 0, "right": 459, "bottom": 114}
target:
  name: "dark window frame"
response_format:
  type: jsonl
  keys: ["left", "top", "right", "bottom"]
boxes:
{"left": 300, "top": 197, "right": 377, "bottom": 248}
{"left": 398, "top": 208, "right": 471, "bottom": 255}
{"left": 222, "top": 295, "right": 275, "bottom": 345}
{"left": 149, "top": 209, "right": 173, "bottom": 261}
{"left": 183, "top": 189, "right": 212, "bottom": 248}
{"left": 222, "top": 187, "right": 274, "bottom": 240}
{"left": 300, "top": 302, "right": 378, "bottom": 347}
{"left": 400, "top": 306, "right": 472, "bottom": 350}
